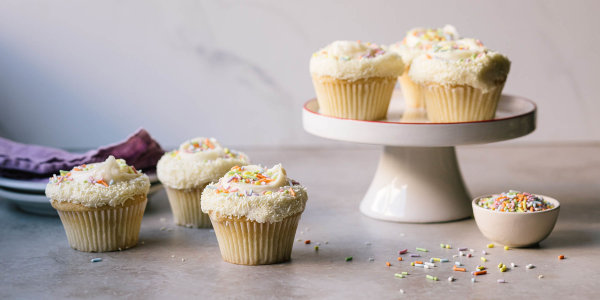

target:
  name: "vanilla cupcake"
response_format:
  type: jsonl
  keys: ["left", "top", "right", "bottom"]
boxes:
{"left": 157, "top": 137, "right": 248, "bottom": 228}
{"left": 409, "top": 38, "right": 511, "bottom": 122}
{"left": 46, "top": 156, "right": 150, "bottom": 252}
{"left": 310, "top": 40, "right": 404, "bottom": 120}
{"left": 201, "top": 164, "right": 308, "bottom": 265}
{"left": 389, "top": 25, "right": 460, "bottom": 108}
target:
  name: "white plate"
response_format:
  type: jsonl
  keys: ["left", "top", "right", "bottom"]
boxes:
{"left": 0, "top": 183, "right": 163, "bottom": 216}
{"left": 303, "top": 95, "right": 536, "bottom": 147}
{"left": 0, "top": 172, "right": 159, "bottom": 194}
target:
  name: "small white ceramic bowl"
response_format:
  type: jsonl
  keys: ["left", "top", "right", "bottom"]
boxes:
{"left": 472, "top": 195, "right": 560, "bottom": 247}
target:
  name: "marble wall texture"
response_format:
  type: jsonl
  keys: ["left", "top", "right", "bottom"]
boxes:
{"left": 0, "top": 0, "right": 598, "bottom": 149}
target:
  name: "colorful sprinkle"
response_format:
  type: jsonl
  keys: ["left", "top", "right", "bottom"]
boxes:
{"left": 477, "top": 191, "right": 554, "bottom": 212}
{"left": 416, "top": 247, "right": 428, "bottom": 252}
{"left": 426, "top": 275, "right": 438, "bottom": 281}
{"left": 90, "top": 258, "right": 102, "bottom": 263}
{"left": 345, "top": 256, "right": 353, "bottom": 262}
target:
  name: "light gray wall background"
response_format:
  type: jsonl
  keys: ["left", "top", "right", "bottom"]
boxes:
{"left": 0, "top": 0, "right": 598, "bottom": 149}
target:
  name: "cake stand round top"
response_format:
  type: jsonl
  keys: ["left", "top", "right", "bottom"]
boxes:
{"left": 302, "top": 95, "right": 536, "bottom": 147}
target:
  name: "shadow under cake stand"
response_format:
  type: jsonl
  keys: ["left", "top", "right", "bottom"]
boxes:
{"left": 302, "top": 95, "right": 537, "bottom": 223}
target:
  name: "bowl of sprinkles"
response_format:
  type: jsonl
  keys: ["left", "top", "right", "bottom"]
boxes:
{"left": 472, "top": 190, "right": 560, "bottom": 247}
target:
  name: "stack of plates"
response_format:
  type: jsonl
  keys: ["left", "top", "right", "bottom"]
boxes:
{"left": 0, "top": 173, "right": 163, "bottom": 216}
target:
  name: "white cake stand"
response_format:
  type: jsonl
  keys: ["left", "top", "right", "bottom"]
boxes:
{"left": 302, "top": 95, "right": 536, "bottom": 223}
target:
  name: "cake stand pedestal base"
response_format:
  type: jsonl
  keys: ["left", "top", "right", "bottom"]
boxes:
{"left": 359, "top": 146, "right": 471, "bottom": 223}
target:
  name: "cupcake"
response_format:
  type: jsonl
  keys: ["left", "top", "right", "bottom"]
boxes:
{"left": 409, "top": 38, "right": 511, "bottom": 122}
{"left": 389, "top": 25, "right": 460, "bottom": 108}
{"left": 157, "top": 137, "right": 249, "bottom": 228}
{"left": 310, "top": 40, "right": 404, "bottom": 120}
{"left": 45, "top": 156, "right": 150, "bottom": 252}
{"left": 201, "top": 164, "right": 308, "bottom": 265}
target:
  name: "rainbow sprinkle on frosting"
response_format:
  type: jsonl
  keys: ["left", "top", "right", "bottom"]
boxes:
{"left": 48, "top": 159, "right": 138, "bottom": 187}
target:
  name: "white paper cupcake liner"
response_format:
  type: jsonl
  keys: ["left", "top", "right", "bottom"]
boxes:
{"left": 424, "top": 83, "right": 504, "bottom": 122}
{"left": 210, "top": 213, "right": 302, "bottom": 265}
{"left": 312, "top": 76, "right": 397, "bottom": 121}
{"left": 399, "top": 72, "right": 425, "bottom": 108}
{"left": 165, "top": 185, "right": 212, "bottom": 228}
{"left": 53, "top": 196, "right": 147, "bottom": 252}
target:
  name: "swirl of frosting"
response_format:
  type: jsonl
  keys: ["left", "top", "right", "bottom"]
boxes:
{"left": 409, "top": 38, "right": 511, "bottom": 92}
{"left": 157, "top": 137, "right": 249, "bottom": 189}
{"left": 389, "top": 25, "right": 461, "bottom": 65}
{"left": 201, "top": 164, "right": 308, "bottom": 223}
{"left": 310, "top": 40, "right": 404, "bottom": 80}
{"left": 45, "top": 155, "right": 150, "bottom": 207}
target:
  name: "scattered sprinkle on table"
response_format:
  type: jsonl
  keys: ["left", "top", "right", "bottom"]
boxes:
{"left": 416, "top": 247, "right": 428, "bottom": 252}
{"left": 90, "top": 258, "right": 102, "bottom": 263}
{"left": 481, "top": 257, "right": 487, "bottom": 262}
{"left": 399, "top": 249, "right": 408, "bottom": 255}
{"left": 386, "top": 262, "right": 391, "bottom": 267}
{"left": 538, "top": 275, "right": 544, "bottom": 279}
{"left": 559, "top": 255, "right": 565, "bottom": 260}
{"left": 397, "top": 257, "right": 403, "bottom": 261}
{"left": 487, "top": 243, "right": 495, "bottom": 248}
{"left": 482, "top": 250, "right": 487, "bottom": 255}
{"left": 472, "top": 270, "right": 487, "bottom": 276}
{"left": 511, "top": 263, "right": 516, "bottom": 268}
{"left": 504, "top": 246, "right": 510, "bottom": 250}
{"left": 394, "top": 273, "right": 405, "bottom": 278}
{"left": 410, "top": 254, "right": 420, "bottom": 257}
{"left": 304, "top": 240, "right": 311, "bottom": 244}
{"left": 345, "top": 256, "right": 353, "bottom": 262}
{"left": 471, "top": 278, "right": 476, "bottom": 283}
{"left": 448, "top": 276, "right": 455, "bottom": 282}
{"left": 526, "top": 264, "right": 535, "bottom": 269}
{"left": 497, "top": 279, "right": 506, "bottom": 283}
{"left": 314, "top": 246, "right": 319, "bottom": 251}
{"left": 399, "top": 289, "right": 405, "bottom": 294}
{"left": 426, "top": 275, "right": 438, "bottom": 281}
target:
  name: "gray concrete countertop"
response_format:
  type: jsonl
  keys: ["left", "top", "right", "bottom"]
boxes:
{"left": 1, "top": 144, "right": 599, "bottom": 299}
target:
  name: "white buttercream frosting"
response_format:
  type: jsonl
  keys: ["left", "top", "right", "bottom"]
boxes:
{"left": 45, "top": 155, "right": 150, "bottom": 207}
{"left": 157, "top": 137, "right": 249, "bottom": 190}
{"left": 310, "top": 40, "right": 404, "bottom": 80}
{"left": 389, "top": 25, "right": 461, "bottom": 65}
{"left": 409, "top": 38, "right": 511, "bottom": 92}
{"left": 201, "top": 164, "right": 308, "bottom": 223}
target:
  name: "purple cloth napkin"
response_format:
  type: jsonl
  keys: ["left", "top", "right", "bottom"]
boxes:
{"left": 0, "top": 128, "right": 165, "bottom": 179}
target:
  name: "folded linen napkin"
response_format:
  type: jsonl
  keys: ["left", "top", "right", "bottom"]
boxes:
{"left": 0, "top": 128, "right": 165, "bottom": 180}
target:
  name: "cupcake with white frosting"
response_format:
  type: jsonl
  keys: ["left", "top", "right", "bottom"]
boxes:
{"left": 389, "top": 25, "right": 460, "bottom": 108}
{"left": 409, "top": 38, "right": 511, "bottom": 122}
{"left": 310, "top": 40, "right": 404, "bottom": 120}
{"left": 201, "top": 164, "right": 308, "bottom": 265}
{"left": 157, "top": 137, "right": 248, "bottom": 228}
{"left": 46, "top": 155, "right": 150, "bottom": 252}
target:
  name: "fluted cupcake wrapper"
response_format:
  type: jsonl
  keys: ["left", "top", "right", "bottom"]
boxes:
{"left": 53, "top": 197, "right": 147, "bottom": 252}
{"left": 209, "top": 214, "right": 302, "bottom": 265}
{"left": 423, "top": 83, "right": 505, "bottom": 122}
{"left": 312, "top": 76, "right": 397, "bottom": 121}
{"left": 165, "top": 185, "right": 212, "bottom": 228}
{"left": 399, "top": 72, "right": 425, "bottom": 108}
